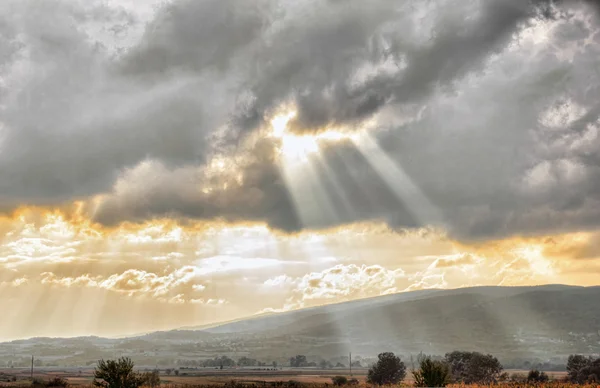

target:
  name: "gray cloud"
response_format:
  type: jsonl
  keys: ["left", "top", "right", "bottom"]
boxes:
{"left": 1, "top": 0, "right": 600, "bottom": 241}
{"left": 0, "top": 0, "right": 235, "bottom": 206}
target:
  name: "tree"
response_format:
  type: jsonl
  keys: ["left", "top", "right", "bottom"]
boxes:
{"left": 567, "top": 355, "right": 600, "bottom": 384}
{"left": 289, "top": 355, "right": 307, "bottom": 367}
{"left": 174, "top": 370, "right": 179, "bottom": 376}
{"left": 567, "top": 354, "right": 592, "bottom": 382}
{"left": 219, "top": 356, "right": 236, "bottom": 368}
{"left": 93, "top": 357, "right": 145, "bottom": 388}
{"left": 527, "top": 369, "right": 549, "bottom": 383}
{"left": 367, "top": 352, "right": 406, "bottom": 385}
{"left": 165, "top": 369, "right": 172, "bottom": 376}
{"left": 412, "top": 355, "right": 451, "bottom": 387}
{"left": 445, "top": 351, "right": 503, "bottom": 384}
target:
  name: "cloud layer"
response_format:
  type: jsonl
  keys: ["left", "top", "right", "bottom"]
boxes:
{"left": 1, "top": 0, "right": 599, "bottom": 242}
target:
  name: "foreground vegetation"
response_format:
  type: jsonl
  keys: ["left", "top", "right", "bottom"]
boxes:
{"left": 1, "top": 351, "right": 599, "bottom": 388}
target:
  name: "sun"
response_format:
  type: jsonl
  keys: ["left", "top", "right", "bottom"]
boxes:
{"left": 269, "top": 111, "right": 319, "bottom": 162}
{"left": 270, "top": 111, "right": 297, "bottom": 138}
{"left": 269, "top": 110, "right": 360, "bottom": 162}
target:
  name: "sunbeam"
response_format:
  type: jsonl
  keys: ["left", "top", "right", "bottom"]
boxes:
{"left": 353, "top": 133, "right": 444, "bottom": 228}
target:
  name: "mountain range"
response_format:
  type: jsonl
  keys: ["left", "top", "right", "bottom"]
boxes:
{"left": 2, "top": 285, "right": 599, "bottom": 367}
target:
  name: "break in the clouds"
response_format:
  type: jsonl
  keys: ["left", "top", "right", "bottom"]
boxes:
{"left": 1, "top": 0, "right": 600, "bottom": 241}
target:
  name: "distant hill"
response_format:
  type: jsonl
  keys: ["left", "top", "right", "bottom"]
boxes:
{"left": 183, "top": 284, "right": 600, "bottom": 358}
{"left": 2, "top": 285, "right": 599, "bottom": 366}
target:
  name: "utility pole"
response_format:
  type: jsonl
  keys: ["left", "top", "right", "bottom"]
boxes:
{"left": 31, "top": 355, "right": 34, "bottom": 379}
{"left": 349, "top": 352, "right": 352, "bottom": 377}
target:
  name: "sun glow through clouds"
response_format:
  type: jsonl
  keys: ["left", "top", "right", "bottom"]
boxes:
{"left": 269, "top": 110, "right": 361, "bottom": 162}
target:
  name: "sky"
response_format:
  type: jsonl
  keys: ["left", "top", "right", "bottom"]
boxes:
{"left": 0, "top": 0, "right": 600, "bottom": 341}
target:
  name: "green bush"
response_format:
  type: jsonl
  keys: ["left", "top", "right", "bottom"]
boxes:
{"left": 412, "top": 355, "right": 451, "bottom": 387}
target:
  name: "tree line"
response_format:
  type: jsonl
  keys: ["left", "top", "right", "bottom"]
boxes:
{"left": 30, "top": 351, "right": 598, "bottom": 388}
{"left": 364, "top": 351, "right": 600, "bottom": 386}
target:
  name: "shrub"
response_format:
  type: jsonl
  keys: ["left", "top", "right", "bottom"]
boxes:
{"left": 527, "top": 369, "right": 549, "bottom": 383}
{"left": 412, "top": 355, "right": 451, "bottom": 387}
{"left": 367, "top": 352, "right": 406, "bottom": 385}
{"left": 348, "top": 378, "right": 359, "bottom": 385}
{"left": 331, "top": 376, "right": 347, "bottom": 386}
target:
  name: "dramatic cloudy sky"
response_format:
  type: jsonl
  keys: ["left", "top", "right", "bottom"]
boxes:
{"left": 1, "top": 0, "right": 600, "bottom": 340}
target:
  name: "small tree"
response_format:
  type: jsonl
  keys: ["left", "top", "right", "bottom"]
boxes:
{"left": 527, "top": 369, "right": 549, "bottom": 383}
{"left": 93, "top": 357, "right": 144, "bottom": 388}
{"left": 174, "top": 370, "right": 179, "bottom": 376}
{"left": 412, "top": 355, "right": 451, "bottom": 387}
{"left": 367, "top": 352, "right": 406, "bottom": 385}
{"left": 165, "top": 369, "right": 172, "bottom": 376}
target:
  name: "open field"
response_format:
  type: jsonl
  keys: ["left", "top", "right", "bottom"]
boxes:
{"left": 0, "top": 368, "right": 572, "bottom": 387}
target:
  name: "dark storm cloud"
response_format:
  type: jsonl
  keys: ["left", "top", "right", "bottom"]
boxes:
{"left": 239, "top": 0, "right": 540, "bottom": 134}
{"left": 1, "top": 0, "right": 599, "bottom": 240}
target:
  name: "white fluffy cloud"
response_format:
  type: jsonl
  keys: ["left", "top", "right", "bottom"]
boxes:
{"left": 264, "top": 264, "right": 405, "bottom": 310}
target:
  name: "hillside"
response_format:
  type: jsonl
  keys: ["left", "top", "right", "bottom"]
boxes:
{"left": 1, "top": 285, "right": 599, "bottom": 367}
